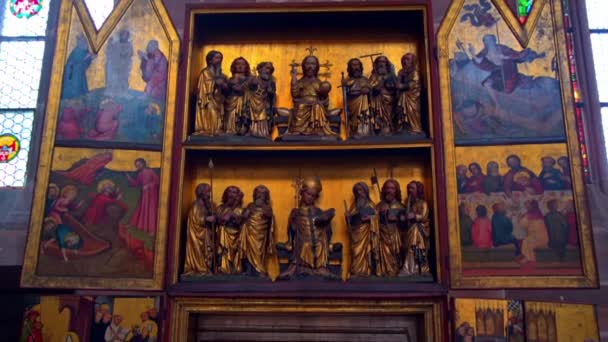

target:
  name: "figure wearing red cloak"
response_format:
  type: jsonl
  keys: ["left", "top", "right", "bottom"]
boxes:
{"left": 139, "top": 40, "right": 168, "bottom": 102}
{"left": 83, "top": 180, "right": 128, "bottom": 226}
{"left": 127, "top": 158, "right": 159, "bottom": 235}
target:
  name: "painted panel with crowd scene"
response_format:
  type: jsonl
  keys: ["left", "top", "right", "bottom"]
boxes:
{"left": 454, "top": 144, "right": 582, "bottom": 277}
{"left": 453, "top": 298, "right": 600, "bottom": 342}
{"left": 91, "top": 296, "right": 160, "bottom": 342}
{"left": 33, "top": 147, "right": 162, "bottom": 281}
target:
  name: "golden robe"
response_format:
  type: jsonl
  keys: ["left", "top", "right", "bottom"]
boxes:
{"left": 238, "top": 205, "right": 273, "bottom": 274}
{"left": 248, "top": 80, "right": 273, "bottom": 138}
{"left": 397, "top": 70, "right": 422, "bottom": 133}
{"left": 292, "top": 206, "right": 330, "bottom": 270}
{"left": 344, "top": 77, "right": 373, "bottom": 137}
{"left": 520, "top": 214, "right": 549, "bottom": 262}
{"left": 224, "top": 93, "right": 247, "bottom": 135}
{"left": 194, "top": 68, "right": 226, "bottom": 135}
{"left": 348, "top": 200, "right": 378, "bottom": 277}
{"left": 402, "top": 198, "right": 430, "bottom": 275}
{"left": 183, "top": 201, "right": 214, "bottom": 275}
{"left": 288, "top": 78, "right": 336, "bottom": 136}
{"left": 217, "top": 205, "right": 244, "bottom": 274}
{"left": 376, "top": 200, "right": 405, "bottom": 277}
{"left": 369, "top": 74, "right": 395, "bottom": 134}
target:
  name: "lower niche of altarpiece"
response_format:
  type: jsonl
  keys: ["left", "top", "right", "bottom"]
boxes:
{"left": 188, "top": 312, "right": 422, "bottom": 342}
{"left": 177, "top": 148, "right": 437, "bottom": 285}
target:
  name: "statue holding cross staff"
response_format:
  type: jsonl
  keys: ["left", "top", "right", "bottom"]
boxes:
{"left": 281, "top": 48, "right": 341, "bottom": 138}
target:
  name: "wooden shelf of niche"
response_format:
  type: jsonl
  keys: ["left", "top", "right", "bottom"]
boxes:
{"left": 181, "top": 138, "right": 434, "bottom": 151}
{"left": 168, "top": 279, "right": 447, "bottom": 297}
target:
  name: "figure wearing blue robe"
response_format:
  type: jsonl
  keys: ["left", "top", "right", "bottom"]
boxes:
{"left": 539, "top": 168, "right": 564, "bottom": 191}
{"left": 61, "top": 36, "right": 93, "bottom": 100}
{"left": 55, "top": 224, "right": 83, "bottom": 250}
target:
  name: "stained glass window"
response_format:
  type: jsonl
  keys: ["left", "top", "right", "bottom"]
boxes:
{"left": 562, "top": 0, "right": 590, "bottom": 181}
{"left": 0, "top": 0, "right": 51, "bottom": 188}
{"left": 518, "top": 0, "right": 534, "bottom": 24}
{"left": 585, "top": 0, "right": 608, "bottom": 160}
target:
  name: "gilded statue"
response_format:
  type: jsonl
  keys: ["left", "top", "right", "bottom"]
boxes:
{"left": 342, "top": 58, "right": 373, "bottom": 138}
{"left": 345, "top": 182, "right": 379, "bottom": 278}
{"left": 285, "top": 55, "right": 338, "bottom": 137}
{"left": 278, "top": 176, "right": 338, "bottom": 279}
{"left": 217, "top": 186, "right": 245, "bottom": 275}
{"left": 396, "top": 53, "right": 423, "bottom": 134}
{"left": 248, "top": 62, "right": 276, "bottom": 139}
{"left": 224, "top": 57, "right": 251, "bottom": 135}
{"left": 194, "top": 50, "right": 228, "bottom": 136}
{"left": 401, "top": 181, "right": 431, "bottom": 276}
{"left": 369, "top": 56, "right": 397, "bottom": 136}
{"left": 376, "top": 179, "right": 406, "bottom": 277}
{"left": 238, "top": 185, "right": 275, "bottom": 277}
{"left": 183, "top": 183, "right": 216, "bottom": 276}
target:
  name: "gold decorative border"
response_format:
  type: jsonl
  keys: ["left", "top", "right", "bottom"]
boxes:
{"left": 169, "top": 298, "right": 444, "bottom": 342}
{"left": 438, "top": 0, "right": 598, "bottom": 288}
{"left": 20, "top": 0, "right": 180, "bottom": 290}
{"left": 171, "top": 5, "right": 438, "bottom": 285}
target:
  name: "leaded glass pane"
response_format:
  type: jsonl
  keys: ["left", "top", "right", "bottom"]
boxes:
{"left": 0, "top": 41, "right": 45, "bottom": 108}
{"left": 585, "top": 0, "right": 608, "bottom": 30}
{"left": 602, "top": 107, "right": 608, "bottom": 156}
{"left": 0, "top": 111, "right": 33, "bottom": 187}
{"left": 590, "top": 33, "right": 608, "bottom": 103}
{"left": 0, "top": 0, "right": 51, "bottom": 37}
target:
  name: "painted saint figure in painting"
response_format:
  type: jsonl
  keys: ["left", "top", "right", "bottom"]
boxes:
{"left": 346, "top": 182, "right": 378, "bottom": 277}
{"left": 239, "top": 185, "right": 274, "bottom": 277}
{"left": 545, "top": 199, "right": 569, "bottom": 261}
{"left": 287, "top": 55, "right": 337, "bottom": 137}
{"left": 105, "top": 30, "right": 133, "bottom": 97}
{"left": 57, "top": 99, "right": 88, "bottom": 140}
{"left": 216, "top": 186, "right": 245, "bottom": 275}
{"left": 369, "top": 56, "right": 397, "bottom": 135}
{"left": 247, "top": 62, "right": 276, "bottom": 139}
{"left": 467, "top": 34, "right": 545, "bottom": 94}
{"left": 539, "top": 156, "right": 565, "bottom": 190}
{"left": 343, "top": 58, "right": 373, "bottom": 138}
{"left": 224, "top": 57, "right": 252, "bottom": 135}
{"left": 126, "top": 158, "right": 160, "bottom": 236}
{"left": 105, "top": 314, "right": 129, "bottom": 341}
{"left": 19, "top": 310, "right": 43, "bottom": 342}
{"left": 517, "top": 199, "right": 549, "bottom": 265}
{"left": 83, "top": 179, "right": 127, "bottom": 226}
{"left": 376, "top": 179, "right": 406, "bottom": 277}
{"left": 87, "top": 99, "right": 122, "bottom": 141}
{"left": 503, "top": 154, "right": 543, "bottom": 197}
{"left": 183, "top": 183, "right": 216, "bottom": 276}
{"left": 138, "top": 40, "right": 168, "bottom": 102}
{"left": 483, "top": 161, "right": 503, "bottom": 194}
{"left": 464, "top": 162, "right": 485, "bottom": 193}
{"left": 278, "top": 177, "right": 337, "bottom": 279}
{"left": 396, "top": 53, "right": 423, "bottom": 134}
{"left": 401, "top": 181, "right": 431, "bottom": 276}
{"left": 194, "top": 50, "right": 228, "bottom": 136}
{"left": 62, "top": 34, "right": 95, "bottom": 100}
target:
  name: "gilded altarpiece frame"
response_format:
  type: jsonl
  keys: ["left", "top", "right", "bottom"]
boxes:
{"left": 438, "top": 0, "right": 597, "bottom": 288}
{"left": 168, "top": 5, "right": 443, "bottom": 289}
{"left": 21, "top": 0, "right": 180, "bottom": 290}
